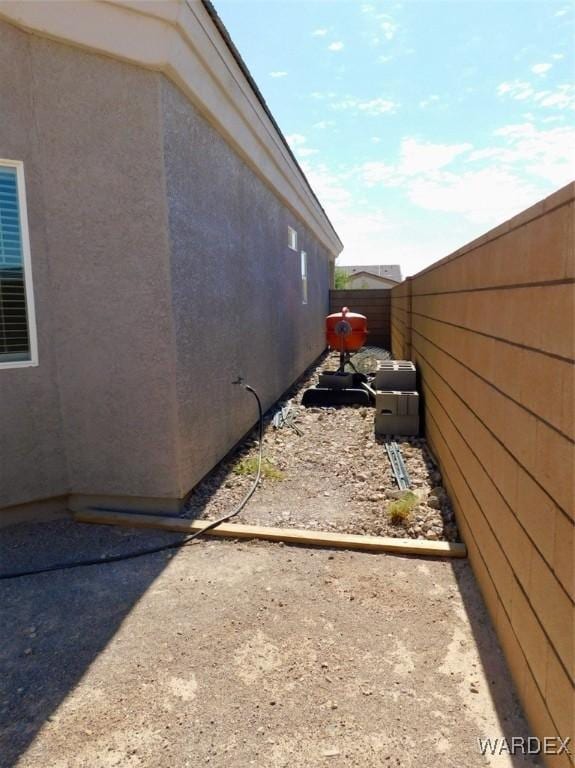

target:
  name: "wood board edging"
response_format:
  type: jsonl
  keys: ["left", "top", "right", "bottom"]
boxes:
{"left": 74, "top": 510, "right": 467, "bottom": 558}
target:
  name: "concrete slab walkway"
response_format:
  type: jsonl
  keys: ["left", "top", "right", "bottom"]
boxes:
{"left": 0, "top": 520, "right": 538, "bottom": 767}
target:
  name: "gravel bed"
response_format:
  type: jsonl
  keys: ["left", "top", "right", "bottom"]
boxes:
{"left": 185, "top": 353, "right": 461, "bottom": 543}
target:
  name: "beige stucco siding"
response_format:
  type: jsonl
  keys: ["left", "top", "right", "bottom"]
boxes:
{"left": 0, "top": 21, "right": 181, "bottom": 507}
{"left": 161, "top": 80, "right": 330, "bottom": 494}
{"left": 0, "top": 18, "right": 336, "bottom": 515}
{"left": 0, "top": 21, "right": 68, "bottom": 508}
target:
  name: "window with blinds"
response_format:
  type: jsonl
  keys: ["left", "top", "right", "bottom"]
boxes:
{"left": 0, "top": 163, "right": 35, "bottom": 366}
{"left": 301, "top": 250, "right": 308, "bottom": 305}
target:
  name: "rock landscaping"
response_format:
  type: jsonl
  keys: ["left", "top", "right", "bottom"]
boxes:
{"left": 186, "top": 353, "right": 460, "bottom": 543}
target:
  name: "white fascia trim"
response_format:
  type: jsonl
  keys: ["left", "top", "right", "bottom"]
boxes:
{"left": 0, "top": 0, "right": 343, "bottom": 257}
{"left": 0, "top": 159, "right": 39, "bottom": 370}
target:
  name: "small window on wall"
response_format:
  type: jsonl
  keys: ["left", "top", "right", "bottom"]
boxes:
{"left": 288, "top": 226, "right": 298, "bottom": 251}
{"left": 301, "top": 251, "right": 308, "bottom": 305}
{"left": 0, "top": 161, "right": 37, "bottom": 368}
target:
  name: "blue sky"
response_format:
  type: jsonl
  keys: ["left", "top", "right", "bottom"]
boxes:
{"left": 215, "top": 0, "right": 574, "bottom": 276}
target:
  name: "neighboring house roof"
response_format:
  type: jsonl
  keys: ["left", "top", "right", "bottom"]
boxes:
{"left": 340, "top": 265, "right": 403, "bottom": 282}
{"left": 346, "top": 270, "right": 400, "bottom": 285}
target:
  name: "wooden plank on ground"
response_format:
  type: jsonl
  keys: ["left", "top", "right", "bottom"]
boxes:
{"left": 74, "top": 510, "right": 467, "bottom": 558}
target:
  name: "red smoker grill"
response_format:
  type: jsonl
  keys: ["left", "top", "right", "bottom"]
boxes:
{"left": 302, "top": 307, "right": 372, "bottom": 407}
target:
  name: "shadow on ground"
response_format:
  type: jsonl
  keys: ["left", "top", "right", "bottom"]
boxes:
{"left": 1, "top": 519, "right": 540, "bottom": 768}
{"left": 0, "top": 354, "right": 336, "bottom": 766}
{"left": 449, "top": 558, "right": 540, "bottom": 766}
{"left": 0, "top": 519, "right": 190, "bottom": 767}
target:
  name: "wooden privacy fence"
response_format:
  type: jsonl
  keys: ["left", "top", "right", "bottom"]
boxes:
{"left": 390, "top": 182, "right": 574, "bottom": 757}
{"left": 329, "top": 289, "right": 391, "bottom": 350}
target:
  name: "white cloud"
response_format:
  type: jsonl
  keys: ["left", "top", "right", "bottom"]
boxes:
{"left": 361, "top": 161, "right": 397, "bottom": 186}
{"left": 361, "top": 138, "right": 473, "bottom": 186}
{"left": 286, "top": 133, "right": 319, "bottom": 159}
{"left": 331, "top": 96, "right": 398, "bottom": 115}
{"left": 419, "top": 94, "right": 440, "bottom": 109}
{"left": 497, "top": 80, "right": 534, "bottom": 99}
{"left": 300, "top": 161, "right": 353, "bottom": 214}
{"left": 334, "top": 210, "right": 394, "bottom": 265}
{"left": 465, "top": 147, "right": 505, "bottom": 162}
{"left": 407, "top": 168, "right": 541, "bottom": 222}
{"left": 554, "top": 6, "right": 569, "bottom": 16}
{"left": 497, "top": 80, "right": 575, "bottom": 109}
{"left": 358, "top": 124, "right": 574, "bottom": 230}
{"left": 490, "top": 122, "right": 575, "bottom": 186}
{"left": 535, "top": 85, "right": 575, "bottom": 109}
{"left": 380, "top": 19, "right": 398, "bottom": 40}
{"left": 312, "top": 120, "right": 335, "bottom": 130}
{"left": 400, "top": 138, "right": 473, "bottom": 175}
{"left": 299, "top": 161, "right": 395, "bottom": 266}
{"left": 357, "top": 98, "right": 396, "bottom": 115}
{"left": 269, "top": 71, "right": 288, "bottom": 79}
{"left": 531, "top": 62, "right": 552, "bottom": 75}
{"left": 328, "top": 41, "right": 345, "bottom": 52}
{"left": 552, "top": 53, "right": 565, "bottom": 60}
{"left": 286, "top": 133, "right": 307, "bottom": 147}
{"left": 465, "top": 122, "right": 575, "bottom": 186}
{"left": 297, "top": 148, "right": 319, "bottom": 158}
{"left": 309, "top": 91, "right": 337, "bottom": 101}
{"left": 312, "top": 28, "right": 328, "bottom": 37}
{"left": 360, "top": 3, "right": 399, "bottom": 45}
{"left": 301, "top": 121, "right": 571, "bottom": 276}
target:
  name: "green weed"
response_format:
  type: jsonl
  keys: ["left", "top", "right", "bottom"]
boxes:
{"left": 387, "top": 491, "right": 418, "bottom": 525}
{"left": 233, "top": 456, "right": 284, "bottom": 480}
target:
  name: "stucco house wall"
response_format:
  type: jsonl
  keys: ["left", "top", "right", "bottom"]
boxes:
{"left": 161, "top": 79, "right": 332, "bottom": 495}
{"left": 0, "top": 2, "right": 342, "bottom": 521}
{"left": 0, "top": 21, "right": 70, "bottom": 512}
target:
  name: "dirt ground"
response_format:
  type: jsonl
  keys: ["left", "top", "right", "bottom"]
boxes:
{"left": 185, "top": 352, "right": 459, "bottom": 542}
{"left": 0, "top": 519, "right": 538, "bottom": 768}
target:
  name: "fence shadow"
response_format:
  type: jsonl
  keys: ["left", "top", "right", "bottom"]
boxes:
{"left": 449, "top": 558, "right": 541, "bottom": 766}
